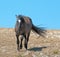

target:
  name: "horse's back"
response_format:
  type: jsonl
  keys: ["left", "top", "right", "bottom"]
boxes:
{"left": 23, "top": 16, "right": 32, "bottom": 33}
{"left": 23, "top": 16, "right": 31, "bottom": 24}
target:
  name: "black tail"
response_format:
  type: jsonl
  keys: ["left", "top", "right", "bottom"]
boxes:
{"left": 32, "top": 24, "right": 46, "bottom": 37}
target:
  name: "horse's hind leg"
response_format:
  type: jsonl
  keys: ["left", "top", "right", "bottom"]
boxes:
{"left": 20, "top": 36, "right": 23, "bottom": 49}
{"left": 16, "top": 35, "right": 19, "bottom": 51}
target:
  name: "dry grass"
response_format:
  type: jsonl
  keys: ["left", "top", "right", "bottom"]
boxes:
{"left": 0, "top": 28, "right": 60, "bottom": 57}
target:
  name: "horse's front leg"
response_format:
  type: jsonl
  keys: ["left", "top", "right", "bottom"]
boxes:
{"left": 16, "top": 35, "right": 19, "bottom": 51}
{"left": 24, "top": 33, "right": 30, "bottom": 50}
{"left": 20, "top": 35, "right": 23, "bottom": 49}
{"left": 24, "top": 35, "right": 28, "bottom": 49}
{"left": 24, "top": 39, "right": 27, "bottom": 49}
{"left": 25, "top": 33, "right": 30, "bottom": 49}
{"left": 27, "top": 32, "right": 30, "bottom": 42}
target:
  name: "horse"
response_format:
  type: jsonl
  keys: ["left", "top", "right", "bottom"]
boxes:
{"left": 15, "top": 15, "right": 46, "bottom": 51}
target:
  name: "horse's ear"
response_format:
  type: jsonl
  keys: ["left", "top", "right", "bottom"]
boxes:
{"left": 15, "top": 15, "right": 18, "bottom": 18}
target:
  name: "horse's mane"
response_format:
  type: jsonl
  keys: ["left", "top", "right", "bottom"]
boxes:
{"left": 17, "top": 15, "right": 23, "bottom": 18}
{"left": 17, "top": 15, "right": 29, "bottom": 18}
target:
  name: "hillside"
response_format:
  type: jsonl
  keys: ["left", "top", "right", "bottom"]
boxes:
{"left": 0, "top": 28, "right": 60, "bottom": 57}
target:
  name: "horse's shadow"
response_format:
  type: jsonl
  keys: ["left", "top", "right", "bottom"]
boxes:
{"left": 28, "top": 46, "right": 47, "bottom": 51}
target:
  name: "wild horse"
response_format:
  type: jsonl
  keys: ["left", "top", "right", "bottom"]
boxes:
{"left": 15, "top": 15, "right": 46, "bottom": 51}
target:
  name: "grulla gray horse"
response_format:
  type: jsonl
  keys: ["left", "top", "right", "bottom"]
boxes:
{"left": 15, "top": 15, "right": 46, "bottom": 51}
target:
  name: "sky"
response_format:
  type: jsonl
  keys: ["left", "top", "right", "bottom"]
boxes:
{"left": 0, "top": 0, "right": 60, "bottom": 29}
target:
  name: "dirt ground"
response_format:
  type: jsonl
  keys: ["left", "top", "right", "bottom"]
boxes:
{"left": 0, "top": 28, "right": 60, "bottom": 57}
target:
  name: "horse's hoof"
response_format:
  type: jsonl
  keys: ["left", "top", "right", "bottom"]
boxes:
{"left": 17, "top": 48, "right": 20, "bottom": 51}
{"left": 20, "top": 46, "right": 22, "bottom": 49}
{"left": 24, "top": 46, "right": 27, "bottom": 49}
{"left": 20, "top": 47, "right": 22, "bottom": 49}
{"left": 25, "top": 47, "right": 27, "bottom": 50}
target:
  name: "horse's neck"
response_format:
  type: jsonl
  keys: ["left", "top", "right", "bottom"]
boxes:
{"left": 23, "top": 17, "right": 31, "bottom": 24}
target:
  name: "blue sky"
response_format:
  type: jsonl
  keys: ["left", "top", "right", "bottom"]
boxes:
{"left": 0, "top": 0, "right": 60, "bottom": 29}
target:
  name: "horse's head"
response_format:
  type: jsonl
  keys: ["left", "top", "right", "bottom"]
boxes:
{"left": 15, "top": 15, "right": 25, "bottom": 35}
{"left": 16, "top": 15, "right": 25, "bottom": 22}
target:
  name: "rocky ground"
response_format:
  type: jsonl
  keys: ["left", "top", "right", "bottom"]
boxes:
{"left": 0, "top": 28, "right": 60, "bottom": 57}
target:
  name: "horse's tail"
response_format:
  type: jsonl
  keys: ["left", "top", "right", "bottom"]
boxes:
{"left": 32, "top": 24, "right": 46, "bottom": 37}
